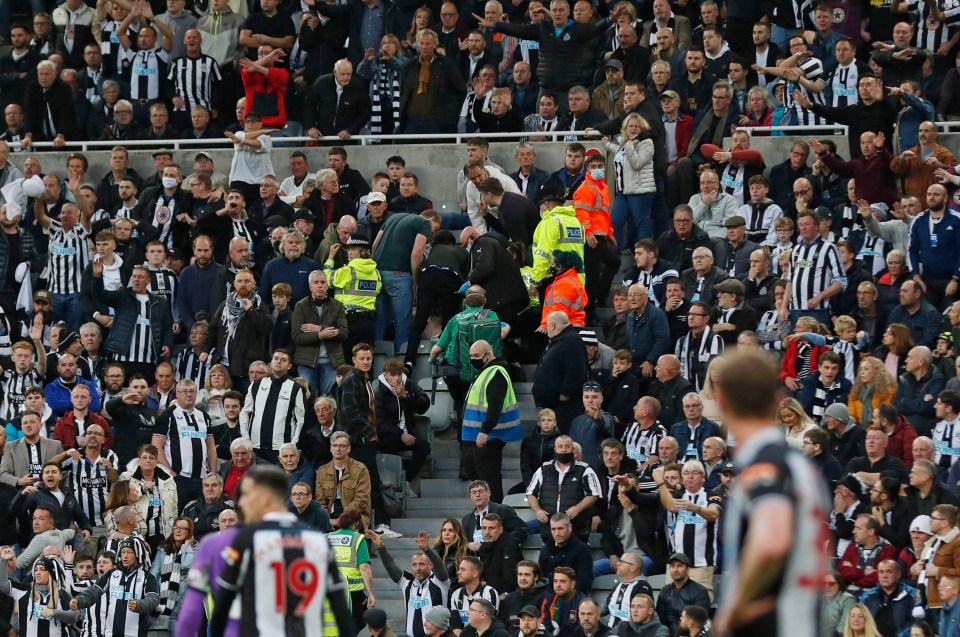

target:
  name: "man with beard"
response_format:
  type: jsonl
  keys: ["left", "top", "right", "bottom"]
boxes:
{"left": 106, "top": 374, "right": 158, "bottom": 466}
{"left": 46, "top": 354, "right": 101, "bottom": 419}
{"left": 500, "top": 562, "right": 550, "bottom": 630}
{"left": 203, "top": 269, "right": 272, "bottom": 389}
{"left": 195, "top": 189, "right": 262, "bottom": 266}
{"left": 259, "top": 229, "right": 318, "bottom": 306}
{"left": 176, "top": 236, "right": 226, "bottom": 330}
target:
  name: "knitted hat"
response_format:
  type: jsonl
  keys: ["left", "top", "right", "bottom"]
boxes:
{"left": 425, "top": 607, "right": 451, "bottom": 630}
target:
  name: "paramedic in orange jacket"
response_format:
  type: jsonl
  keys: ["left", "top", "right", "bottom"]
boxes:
{"left": 574, "top": 148, "right": 619, "bottom": 325}
{"left": 539, "top": 250, "right": 588, "bottom": 329}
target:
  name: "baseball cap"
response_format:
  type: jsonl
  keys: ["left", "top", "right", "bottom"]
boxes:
{"left": 659, "top": 90, "right": 681, "bottom": 101}
{"left": 910, "top": 515, "right": 932, "bottom": 535}
{"left": 719, "top": 461, "right": 737, "bottom": 475}
{"left": 367, "top": 191, "right": 387, "bottom": 204}
{"left": 603, "top": 59, "right": 624, "bottom": 71}
{"left": 668, "top": 552, "right": 691, "bottom": 566}
{"left": 34, "top": 289, "right": 51, "bottom": 304}
{"left": 519, "top": 606, "right": 540, "bottom": 618}
{"left": 194, "top": 152, "right": 213, "bottom": 162}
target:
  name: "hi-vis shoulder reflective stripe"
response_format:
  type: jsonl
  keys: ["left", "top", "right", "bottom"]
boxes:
{"left": 462, "top": 364, "right": 522, "bottom": 443}
{"left": 576, "top": 182, "right": 604, "bottom": 233}
{"left": 348, "top": 268, "right": 379, "bottom": 297}
{"left": 555, "top": 215, "right": 583, "bottom": 246}
{"left": 544, "top": 286, "right": 586, "bottom": 311}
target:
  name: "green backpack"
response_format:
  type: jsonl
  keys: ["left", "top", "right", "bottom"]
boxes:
{"left": 453, "top": 309, "right": 502, "bottom": 382}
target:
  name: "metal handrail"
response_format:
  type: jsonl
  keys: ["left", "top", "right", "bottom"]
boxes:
{"left": 743, "top": 125, "right": 850, "bottom": 135}
{"left": 23, "top": 130, "right": 595, "bottom": 151}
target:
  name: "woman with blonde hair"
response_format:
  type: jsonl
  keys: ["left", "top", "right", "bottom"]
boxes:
{"left": 843, "top": 603, "right": 882, "bottom": 637}
{"left": 357, "top": 33, "right": 407, "bottom": 136}
{"left": 0, "top": 550, "right": 78, "bottom": 635}
{"left": 197, "top": 364, "right": 232, "bottom": 427}
{"left": 776, "top": 397, "right": 817, "bottom": 449}
{"left": 404, "top": 7, "right": 432, "bottom": 52}
{"left": 849, "top": 356, "right": 897, "bottom": 428}
{"left": 699, "top": 357, "right": 726, "bottom": 429}
{"left": 603, "top": 112, "right": 656, "bottom": 249}
{"left": 737, "top": 86, "right": 775, "bottom": 133}
{"left": 433, "top": 518, "right": 469, "bottom": 581}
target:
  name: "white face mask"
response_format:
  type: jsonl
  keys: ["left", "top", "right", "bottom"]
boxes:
{"left": 161, "top": 177, "right": 178, "bottom": 189}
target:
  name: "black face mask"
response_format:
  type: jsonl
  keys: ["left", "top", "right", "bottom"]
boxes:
{"left": 555, "top": 451, "right": 575, "bottom": 464}
{"left": 470, "top": 357, "right": 486, "bottom": 371}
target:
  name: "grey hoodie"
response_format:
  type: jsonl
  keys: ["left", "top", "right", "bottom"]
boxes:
{"left": 614, "top": 616, "right": 669, "bottom": 637}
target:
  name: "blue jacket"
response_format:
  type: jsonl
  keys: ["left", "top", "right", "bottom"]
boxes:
{"left": 888, "top": 300, "right": 942, "bottom": 348}
{"left": 860, "top": 582, "right": 916, "bottom": 637}
{"left": 669, "top": 418, "right": 722, "bottom": 462}
{"left": 896, "top": 92, "right": 936, "bottom": 153}
{"left": 569, "top": 411, "right": 614, "bottom": 473}
{"left": 46, "top": 377, "right": 100, "bottom": 418}
{"left": 287, "top": 458, "right": 317, "bottom": 494}
{"left": 624, "top": 304, "right": 670, "bottom": 370}
{"left": 259, "top": 255, "right": 319, "bottom": 307}
{"left": 909, "top": 209, "right": 960, "bottom": 279}
{"left": 944, "top": 595, "right": 960, "bottom": 637}
{"left": 797, "top": 373, "right": 853, "bottom": 423}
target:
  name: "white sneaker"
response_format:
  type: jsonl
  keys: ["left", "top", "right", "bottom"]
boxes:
{"left": 374, "top": 524, "right": 402, "bottom": 538}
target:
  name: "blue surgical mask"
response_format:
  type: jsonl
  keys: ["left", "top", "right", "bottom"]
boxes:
{"left": 589, "top": 169, "right": 605, "bottom": 180}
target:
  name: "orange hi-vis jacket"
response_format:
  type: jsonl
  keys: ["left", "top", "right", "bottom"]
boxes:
{"left": 541, "top": 267, "right": 587, "bottom": 327}
{"left": 573, "top": 175, "right": 613, "bottom": 239}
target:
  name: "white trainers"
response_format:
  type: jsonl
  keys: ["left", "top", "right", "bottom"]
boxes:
{"left": 374, "top": 524, "right": 402, "bottom": 538}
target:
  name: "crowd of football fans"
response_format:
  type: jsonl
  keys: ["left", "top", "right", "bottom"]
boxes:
{"left": 2, "top": 0, "right": 960, "bottom": 634}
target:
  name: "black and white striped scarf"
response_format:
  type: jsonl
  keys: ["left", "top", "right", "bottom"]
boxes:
{"left": 154, "top": 544, "right": 190, "bottom": 616}
{"left": 370, "top": 65, "right": 401, "bottom": 136}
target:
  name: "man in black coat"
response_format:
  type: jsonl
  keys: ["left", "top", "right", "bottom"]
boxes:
{"left": 310, "top": 0, "right": 403, "bottom": 66}
{"left": 304, "top": 60, "right": 371, "bottom": 139}
{"left": 462, "top": 480, "right": 529, "bottom": 548}
{"left": 476, "top": 178, "right": 540, "bottom": 247}
{"left": 23, "top": 61, "right": 78, "bottom": 145}
{"left": 473, "top": 513, "right": 522, "bottom": 594}
{"left": 466, "top": 230, "right": 530, "bottom": 332}
{"left": 537, "top": 515, "right": 594, "bottom": 593}
{"left": 647, "top": 355, "right": 693, "bottom": 429}
{"left": 399, "top": 32, "right": 465, "bottom": 134}
{"left": 532, "top": 313, "right": 588, "bottom": 431}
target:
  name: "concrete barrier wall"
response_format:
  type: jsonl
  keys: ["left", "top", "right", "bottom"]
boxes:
{"left": 13, "top": 132, "right": 960, "bottom": 205}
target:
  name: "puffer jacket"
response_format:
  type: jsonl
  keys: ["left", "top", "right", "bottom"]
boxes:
{"left": 605, "top": 132, "right": 656, "bottom": 195}
{"left": 122, "top": 464, "right": 179, "bottom": 538}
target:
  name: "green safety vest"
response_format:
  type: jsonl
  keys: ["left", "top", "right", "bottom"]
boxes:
{"left": 328, "top": 530, "right": 366, "bottom": 592}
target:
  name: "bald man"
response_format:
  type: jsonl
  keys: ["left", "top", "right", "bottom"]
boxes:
{"left": 894, "top": 346, "right": 947, "bottom": 437}
{"left": 908, "top": 184, "right": 960, "bottom": 309}
{"left": 648, "top": 355, "right": 693, "bottom": 427}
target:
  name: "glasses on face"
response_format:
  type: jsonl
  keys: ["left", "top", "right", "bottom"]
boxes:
{"left": 105, "top": 374, "right": 123, "bottom": 379}
{"left": 331, "top": 443, "right": 349, "bottom": 449}
{"left": 691, "top": 255, "right": 709, "bottom": 261}
{"left": 687, "top": 312, "right": 708, "bottom": 317}
{"left": 174, "top": 525, "right": 190, "bottom": 531}
{"left": 674, "top": 218, "right": 692, "bottom": 224}
{"left": 114, "top": 109, "right": 133, "bottom": 114}
{"left": 203, "top": 483, "right": 219, "bottom": 489}
{"left": 793, "top": 188, "right": 811, "bottom": 195}
{"left": 291, "top": 491, "right": 310, "bottom": 497}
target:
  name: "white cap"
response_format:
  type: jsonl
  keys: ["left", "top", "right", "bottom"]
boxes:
{"left": 910, "top": 514, "right": 932, "bottom": 535}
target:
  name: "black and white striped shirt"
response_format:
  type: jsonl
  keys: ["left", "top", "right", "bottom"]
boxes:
{"left": 671, "top": 489, "right": 721, "bottom": 567}
{"left": 44, "top": 220, "right": 90, "bottom": 295}
{"left": 156, "top": 406, "right": 212, "bottom": 480}
{"left": 103, "top": 532, "right": 152, "bottom": 570}
{"left": 64, "top": 450, "right": 118, "bottom": 527}
{"left": 448, "top": 583, "right": 499, "bottom": 629}
{"left": 604, "top": 578, "right": 652, "bottom": 627}
{"left": 123, "top": 46, "right": 170, "bottom": 101}
{"left": 8, "top": 580, "right": 73, "bottom": 637}
{"left": 66, "top": 570, "right": 102, "bottom": 637}
{"left": 828, "top": 63, "right": 861, "bottom": 109}
{"left": 79, "top": 566, "right": 159, "bottom": 637}
{"left": 99, "top": 19, "right": 136, "bottom": 77}
{"left": 115, "top": 295, "right": 155, "bottom": 364}
{"left": 906, "top": 0, "right": 960, "bottom": 53}
{"left": 787, "top": 238, "right": 847, "bottom": 311}
{"left": 150, "top": 194, "right": 177, "bottom": 248}
{"left": 239, "top": 377, "right": 306, "bottom": 452}
{"left": 788, "top": 56, "right": 827, "bottom": 125}
{"left": 620, "top": 422, "right": 667, "bottom": 466}
{"left": 397, "top": 569, "right": 450, "bottom": 637}
{"left": 675, "top": 326, "right": 724, "bottom": 391}
{"left": 0, "top": 368, "right": 43, "bottom": 420}
{"left": 145, "top": 266, "right": 178, "bottom": 324}
{"left": 175, "top": 348, "right": 209, "bottom": 386}
{"left": 720, "top": 163, "right": 747, "bottom": 206}
{"left": 167, "top": 54, "right": 222, "bottom": 110}
{"left": 213, "top": 516, "right": 340, "bottom": 637}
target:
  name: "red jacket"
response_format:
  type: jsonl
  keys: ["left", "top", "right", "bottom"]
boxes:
{"left": 52, "top": 411, "right": 113, "bottom": 451}
{"left": 779, "top": 340, "right": 827, "bottom": 385}
{"left": 887, "top": 415, "right": 918, "bottom": 469}
{"left": 837, "top": 540, "right": 897, "bottom": 589}
{"left": 667, "top": 113, "right": 695, "bottom": 163}
{"left": 241, "top": 66, "right": 289, "bottom": 128}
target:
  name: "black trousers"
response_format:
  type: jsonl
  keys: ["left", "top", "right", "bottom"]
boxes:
{"left": 344, "top": 311, "right": 376, "bottom": 364}
{"left": 584, "top": 238, "right": 620, "bottom": 323}
{"left": 404, "top": 268, "right": 463, "bottom": 368}
{"left": 461, "top": 438, "right": 506, "bottom": 502}
{"left": 378, "top": 430, "right": 431, "bottom": 480}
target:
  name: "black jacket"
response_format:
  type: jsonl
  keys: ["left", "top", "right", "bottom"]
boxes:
{"left": 654, "top": 579, "right": 710, "bottom": 632}
{"left": 373, "top": 376, "right": 430, "bottom": 440}
{"left": 494, "top": 19, "right": 610, "bottom": 91}
{"left": 533, "top": 324, "right": 588, "bottom": 409}
{"left": 93, "top": 280, "right": 173, "bottom": 360}
{"left": 476, "top": 532, "right": 522, "bottom": 594}
{"left": 461, "top": 502, "right": 529, "bottom": 549}
{"left": 312, "top": 0, "right": 404, "bottom": 66}
{"left": 500, "top": 579, "right": 550, "bottom": 629}
{"left": 519, "top": 427, "right": 560, "bottom": 487}
{"left": 133, "top": 185, "right": 196, "bottom": 259}
{"left": 656, "top": 225, "right": 713, "bottom": 272}
{"left": 648, "top": 375, "right": 694, "bottom": 430}
{"left": 23, "top": 79, "right": 77, "bottom": 141}
{"left": 486, "top": 192, "right": 539, "bottom": 246}
{"left": 182, "top": 495, "right": 236, "bottom": 538}
{"left": 469, "top": 232, "right": 529, "bottom": 313}
{"left": 538, "top": 533, "right": 594, "bottom": 593}
{"left": 9, "top": 485, "right": 92, "bottom": 536}
{"left": 602, "top": 373, "right": 641, "bottom": 436}
{"left": 399, "top": 53, "right": 465, "bottom": 132}
{"left": 303, "top": 75, "right": 371, "bottom": 136}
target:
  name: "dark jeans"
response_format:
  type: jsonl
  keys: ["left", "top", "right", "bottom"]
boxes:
{"left": 553, "top": 399, "right": 582, "bottom": 435}
{"left": 174, "top": 475, "right": 202, "bottom": 513}
{"left": 585, "top": 238, "right": 621, "bottom": 323}
{"left": 378, "top": 430, "right": 431, "bottom": 481}
{"left": 401, "top": 116, "right": 443, "bottom": 135}
{"left": 344, "top": 311, "right": 376, "bottom": 364}
{"left": 404, "top": 268, "right": 463, "bottom": 368}
{"left": 461, "top": 438, "right": 506, "bottom": 502}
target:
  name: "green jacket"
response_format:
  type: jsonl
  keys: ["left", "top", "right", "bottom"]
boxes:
{"left": 291, "top": 295, "right": 349, "bottom": 368}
